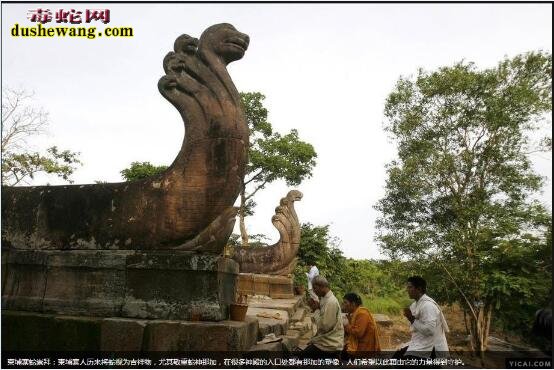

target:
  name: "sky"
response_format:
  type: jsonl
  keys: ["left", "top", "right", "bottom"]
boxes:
{"left": 1, "top": 2, "right": 552, "bottom": 259}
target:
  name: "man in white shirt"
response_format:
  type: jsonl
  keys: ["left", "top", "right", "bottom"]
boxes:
{"left": 306, "top": 264, "right": 319, "bottom": 301}
{"left": 400, "top": 276, "right": 449, "bottom": 359}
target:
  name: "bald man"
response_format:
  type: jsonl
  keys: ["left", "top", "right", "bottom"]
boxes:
{"left": 304, "top": 276, "right": 344, "bottom": 353}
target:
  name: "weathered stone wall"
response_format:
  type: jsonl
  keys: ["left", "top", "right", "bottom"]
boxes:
{"left": 3, "top": 250, "right": 238, "bottom": 321}
{"left": 237, "top": 273, "right": 294, "bottom": 299}
{"left": 2, "top": 310, "right": 258, "bottom": 351}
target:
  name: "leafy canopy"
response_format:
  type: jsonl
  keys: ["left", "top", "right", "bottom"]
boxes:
{"left": 375, "top": 51, "right": 552, "bottom": 347}
{"left": 241, "top": 92, "right": 317, "bottom": 213}
{"left": 120, "top": 161, "right": 168, "bottom": 181}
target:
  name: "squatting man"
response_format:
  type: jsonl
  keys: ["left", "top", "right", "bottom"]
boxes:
{"left": 304, "top": 276, "right": 344, "bottom": 353}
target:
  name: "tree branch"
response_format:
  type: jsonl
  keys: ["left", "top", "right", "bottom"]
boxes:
{"left": 245, "top": 180, "right": 269, "bottom": 201}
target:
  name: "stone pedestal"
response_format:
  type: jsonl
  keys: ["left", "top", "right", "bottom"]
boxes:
{"left": 2, "top": 310, "right": 258, "bottom": 351}
{"left": 2, "top": 249, "right": 238, "bottom": 321}
{"left": 237, "top": 273, "right": 294, "bottom": 299}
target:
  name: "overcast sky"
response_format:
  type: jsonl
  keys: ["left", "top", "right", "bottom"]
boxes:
{"left": 2, "top": 2, "right": 552, "bottom": 259}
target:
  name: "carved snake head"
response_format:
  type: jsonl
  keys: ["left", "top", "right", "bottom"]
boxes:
{"left": 162, "top": 52, "right": 186, "bottom": 75}
{"left": 174, "top": 34, "right": 198, "bottom": 55}
{"left": 287, "top": 190, "right": 303, "bottom": 202}
{"left": 198, "top": 23, "right": 250, "bottom": 65}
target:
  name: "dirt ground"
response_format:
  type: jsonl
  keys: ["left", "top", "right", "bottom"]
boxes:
{"left": 387, "top": 304, "right": 542, "bottom": 368}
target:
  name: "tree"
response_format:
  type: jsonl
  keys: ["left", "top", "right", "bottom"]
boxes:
{"left": 375, "top": 51, "right": 552, "bottom": 356}
{"left": 239, "top": 92, "right": 317, "bottom": 246}
{"left": 295, "top": 223, "right": 347, "bottom": 295}
{"left": 120, "top": 161, "right": 168, "bottom": 181}
{"left": 1, "top": 88, "right": 81, "bottom": 185}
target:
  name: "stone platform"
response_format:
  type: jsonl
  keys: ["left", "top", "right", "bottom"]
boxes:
{"left": 2, "top": 310, "right": 258, "bottom": 351}
{"left": 2, "top": 249, "right": 238, "bottom": 321}
{"left": 237, "top": 273, "right": 294, "bottom": 299}
{"left": 245, "top": 295, "right": 309, "bottom": 350}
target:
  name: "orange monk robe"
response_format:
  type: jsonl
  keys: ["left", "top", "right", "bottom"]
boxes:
{"left": 345, "top": 306, "right": 381, "bottom": 354}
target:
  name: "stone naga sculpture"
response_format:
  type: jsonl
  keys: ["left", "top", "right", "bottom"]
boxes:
{"left": 229, "top": 190, "right": 303, "bottom": 276}
{"left": 1, "top": 24, "right": 250, "bottom": 253}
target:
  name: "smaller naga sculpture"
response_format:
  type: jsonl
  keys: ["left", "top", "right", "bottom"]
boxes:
{"left": 229, "top": 190, "right": 303, "bottom": 276}
{"left": 1, "top": 24, "right": 250, "bottom": 253}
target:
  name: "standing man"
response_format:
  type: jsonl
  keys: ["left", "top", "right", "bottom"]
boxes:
{"left": 304, "top": 276, "right": 344, "bottom": 353}
{"left": 399, "top": 276, "right": 449, "bottom": 359}
{"left": 306, "top": 264, "right": 320, "bottom": 301}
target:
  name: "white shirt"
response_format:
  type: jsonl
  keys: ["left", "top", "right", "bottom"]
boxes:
{"left": 306, "top": 265, "right": 319, "bottom": 290}
{"left": 406, "top": 294, "right": 449, "bottom": 357}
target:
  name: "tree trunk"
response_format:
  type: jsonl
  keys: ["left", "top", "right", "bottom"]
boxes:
{"left": 468, "top": 302, "right": 493, "bottom": 359}
{"left": 239, "top": 187, "right": 249, "bottom": 247}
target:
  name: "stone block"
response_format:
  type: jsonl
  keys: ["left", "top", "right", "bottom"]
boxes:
{"left": 2, "top": 310, "right": 258, "bottom": 352}
{"left": 1, "top": 250, "right": 8, "bottom": 293}
{"left": 248, "top": 297, "right": 300, "bottom": 316}
{"left": 100, "top": 318, "right": 147, "bottom": 351}
{"left": 249, "top": 341, "right": 284, "bottom": 351}
{"left": 252, "top": 274, "right": 270, "bottom": 296}
{"left": 237, "top": 273, "right": 255, "bottom": 296}
{"left": 51, "top": 315, "right": 103, "bottom": 351}
{"left": 123, "top": 251, "right": 238, "bottom": 321}
{"left": 285, "top": 329, "right": 301, "bottom": 340}
{"left": 268, "top": 275, "right": 294, "bottom": 299}
{"left": 1, "top": 310, "right": 103, "bottom": 351}
{"left": 257, "top": 322, "right": 272, "bottom": 340}
{"left": 291, "top": 307, "right": 306, "bottom": 323}
{"left": 282, "top": 334, "right": 299, "bottom": 351}
{"left": 143, "top": 317, "right": 258, "bottom": 351}
{"left": 2, "top": 310, "right": 56, "bottom": 351}
{"left": 246, "top": 306, "right": 288, "bottom": 340}
{"left": 2, "top": 250, "right": 49, "bottom": 311}
{"left": 42, "top": 250, "right": 130, "bottom": 316}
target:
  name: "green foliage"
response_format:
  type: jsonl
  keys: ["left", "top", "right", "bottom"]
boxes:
{"left": 239, "top": 92, "right": 317, "bottom": 245}
{"left": 293, "top": 262, "right": 308, "bottom": 288}
{"left": 362, "top": 295, "right": 412, "bottom": 316}
{"left": 2, "top": 146, "right": 81, "bottom": 185}
{"left": 227, "top": 233, "right": 270, "bottom": 248}
{"left": 295, "top": 223, "right": 346, "bottom": 295}
{"left": 376, "top": 51, "right": 552, "bottom": 343}
{"left": 295, "top": 223, "right": 409, "bottom": 313}
{"left": 120, "top": 161, "right": 168, "bottom": 181}
{"left": 1, "top": 88, "right": 82, "bottom": 185}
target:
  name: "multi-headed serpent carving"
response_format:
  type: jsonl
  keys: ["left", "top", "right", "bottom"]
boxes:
{"left": 229, "top": 190, "right": 303, "bottom": 276}
{"left": 1, "top": 24, "right": 250, "bottom": 253}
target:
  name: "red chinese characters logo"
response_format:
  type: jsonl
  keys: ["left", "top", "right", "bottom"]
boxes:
{"left": 27, "top": 8, "right": 52, "bottom": 24}
{"left": 26, "top": 8, "right": 111, "bottom": 24}
{"left": 85, "top": 9, "right": 110, "bottom": 24}
{"left": 55, "top": 9, "right": 82, "bottom": 24}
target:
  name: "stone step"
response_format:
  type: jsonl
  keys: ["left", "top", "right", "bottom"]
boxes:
{"left": 286, "top": 329, "right": 301, "bottom": 339}
{"left": 249, "top": 341, "right": 284, "bottom": 351}
{"left": 248, "top": 296, "right": 302, "bottom": 317}
{"left": 283, "top": 335, "right": 299, "bottom": 350}
{"left": 245, "top": 296, "right": 309, "bottom": 345}
{"left": 290, "top": 307, "right": 306, "bottom": 323}
{"left": 289, "top": 314, "right": 313, "bottom": 335}
{"left": 246, "top": 306, "right": 289, "bottom": 341}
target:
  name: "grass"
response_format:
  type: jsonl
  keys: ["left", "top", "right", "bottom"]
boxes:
{"left": 362, "top": 294, "right": 412, "bottom": 315}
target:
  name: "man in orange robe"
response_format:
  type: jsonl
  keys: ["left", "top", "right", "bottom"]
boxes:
{"left": 342, "top": 292, "right": 381, "bottom": 356}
